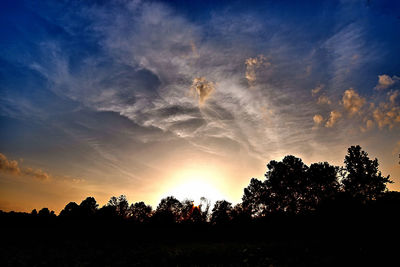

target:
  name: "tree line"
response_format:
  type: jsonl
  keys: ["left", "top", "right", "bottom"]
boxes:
{"left": 1, "top": 145, "right": 399, "bottom": 225}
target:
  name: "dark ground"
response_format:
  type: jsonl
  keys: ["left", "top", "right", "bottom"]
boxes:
{"left": 1, "top": 217, "right": 398, "bottom": 266}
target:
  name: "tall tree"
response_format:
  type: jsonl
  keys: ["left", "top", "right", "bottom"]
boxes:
{"left": 242, "top": 178, "right": 268, "bottom": 217}
{"left": 342, "top": 145, "right": 392, "bottom": 201}
{"left": 107, "top": 195, "right": 129, "bottom": 218}
{"left": 264, "top": 155, "right": 309, "bottom": 214}
{"left": 128, "top": 202, "right": 152, "bottom": 223}
{"left": 79, "top": 197, "right": 98, "bottom": 217}
{"left": 211, "top": 200, "right": 233, "bottom": 225}
{"left": 306, "top": 162, "right": 339, "bottom": 209}
{"left": 60, "top": 202, "right": 80, "bottom": 217}
{"left": 153, "top": 196, "right": 183, "bottom": 224}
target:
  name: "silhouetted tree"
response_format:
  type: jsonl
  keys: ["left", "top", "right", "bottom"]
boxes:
{"left": 128, "top": 201, "right": 152, "bottom": 223}
{"left": 306, "top": 162, "right": 340, "bottom": 209}
{"left": 31, "top": 209, "right": 37, "bottom": 216}
{"left": 342, "top": 145, "right": 392, "bottom": 201}
{"left": 181, "top": 199, "right": 196, "bottom": 222}
{"left": 264, "top": 155, "right": 309, "bottom": 214}
{"left": 211, "top": 200, "right": 232, "bottom": 225}
{"left": 199, "top": 197, "right": 211, "bottom": 222}
{"left": 190, "top": 206, "right": 204, "bottom": 224}
{"left": 79, "top": 197, "right": 98, "bottom": 217}
{"left": 97, "top": 205, "right": 117, "bottom": 219}
{"left": 153, "top": 196, "right": 183, "bottom": 224}
{"left": 180, "top": 199, "right": 207, "bottom": 224}
{"left": 38, "top": 208, "right": 55, "bottom": 217}
{"left": 107, "top": 195, "right": 129, "bottom": 218}
{"left": 242, "top": 156, "right": 340, "bottom": 216}
{"left": 59, "top": 202, "right": 80, "bottom": 217}
{"left": 231, "top": 203, "right": 251, "bottom": 224}
{"left": 242, "top": 178, "right": 268, "bottom": 217}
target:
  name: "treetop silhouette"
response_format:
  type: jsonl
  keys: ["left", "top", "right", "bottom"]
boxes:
{"left": 7, "top": 145, "right": 396, "bottom": 226}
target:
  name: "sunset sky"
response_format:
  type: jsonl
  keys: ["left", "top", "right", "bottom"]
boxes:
{"left": 1, "top": 0, "right": 399, "bottom": 213}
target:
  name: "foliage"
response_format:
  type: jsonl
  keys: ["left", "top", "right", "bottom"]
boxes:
{"left": 13, "top": 145, "right": 396, "bottom": 226}
{"left": 342, "top": 145, "right": 392, "bottom": 201}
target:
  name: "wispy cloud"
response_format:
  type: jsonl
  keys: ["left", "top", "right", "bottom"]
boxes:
{"left": 311, "top": 84, "right": 325, "bottom": 96}
{"left": 2, "top": 0, "right": 400, "bottom": 202}
{"left": 245, "top": 55, "right": 270, "bottom": 86}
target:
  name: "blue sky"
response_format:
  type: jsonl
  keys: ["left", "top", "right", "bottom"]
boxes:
{"left": 0, "top": 0, "right": 399, "bottom": 212}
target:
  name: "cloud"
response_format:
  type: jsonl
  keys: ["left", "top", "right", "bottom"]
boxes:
{"left": 317, "top": 95, "right": 332, "bottom": 105}
{"left": 342, "top": 88, "right": 365, "bottom": 115}
{"left": 360, "top": 118, "right": 374, "bottom": 132}
{"left": 389, "top": 90, "right": 399, "bottom": 104}
{"left": 0, "top": 153, "right": 20, "bottom": 175}
{"left": 393, "top": 141, "right": 400, "bottom": 156}
{"left": 375, "top": 74, "right": 398, "bottom": 90}
{"left": 375, "top": 74, "right": 400, "bottom": 90}
{"left": 190, "top": 77, "right": 215, "bottom": 105}
{"left": 373, "top": 106, "right": 400, "bottom": 130}
{"left": 311, "top": 84, "right": 325, "bottom": 96}
{"left": 245, "top": 55, "right": 270, "bottom": 86}
{"left": 313, "top": 114, "right": 324, "bottom": 125}
{"left": 325, "top": 110, "right": 342, "bottom": 128}
{"left": 3, "top": 0, "right": 400, "bottom": 190}
{"left": 0, "top": 153, "right": 50, "bottom": 181}
{"left": 21, "top": 168, "right": 50, "bottom": 181}
{"left": 368, "top": 90, "right": 400, "bottom": 130}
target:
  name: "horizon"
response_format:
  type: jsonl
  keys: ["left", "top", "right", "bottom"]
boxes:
{"left": 1, "top": 0, "right": 400, "bottom": 214}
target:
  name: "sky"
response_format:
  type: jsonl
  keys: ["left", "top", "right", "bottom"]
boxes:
{"left": 0, "top": 0, "right": 399, "bottom": 213}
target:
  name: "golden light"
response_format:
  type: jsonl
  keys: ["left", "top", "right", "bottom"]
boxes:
{"left": 161, "top": 168, "right": 228, "bottom": 205}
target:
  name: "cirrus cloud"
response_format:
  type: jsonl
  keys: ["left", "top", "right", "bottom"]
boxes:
{"left": 245, "top": 55, "right": 270, "bottom": 86}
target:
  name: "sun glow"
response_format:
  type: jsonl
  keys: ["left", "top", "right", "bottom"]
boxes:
{"left": 162, "top": 169, "right": 228, "bottom": 205}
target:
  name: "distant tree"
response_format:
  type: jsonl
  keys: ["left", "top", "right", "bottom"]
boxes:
{"left": 199, "top": 197, "right": 211, "bottom": 222}
{"left": 128, "top": 201, "right": 152, "bottom": 223}
{"left": 153, "top": 196, "right": 183, "bottom": 224}
{"left": 107, "top": 195, "right": 129, "bottom": 218}
{"left": 180, "top": 199, "right": 207, "bottom": 224}
{"left": 181, "top": 199, "right": 195, "bottom": 222}
{"left": 97, "top": 205, "right": 117, "bottom": 219}
{"left": 264, "top": 155, "right": 309, "bottom": 214}
{"left": 79, "top": 197, "right": 98, "bottom": 217}
{"left": 38, "top": 208, "right": 50, "bottom": 216}
{"left": 211, "top": 200, "right": 232, "bottom": 225}
{"left": 231, "top": 203, "right": 251, "bottom": 224}
{"left": 38, "top": 208, "right": 55, "bottom": 217}
{"left": 59, "top": 202, "right": 80, "bottom": 217}
{"left": 306, "top": 162, "right": 340, "bottom": 209}
{"left": 342, "top": 145, "right": 392, "bottom": 201}
{"left": 31, "top": 209, "right": 37, "bottom": 216}
{"left": 190, "top": 206, "right": 204, "bottom": 224}
{"left": 242, "top": 178, "right": 268, "bottom": 217}
{"left": 243, "top": 156, "right": 338, "bottom": 216}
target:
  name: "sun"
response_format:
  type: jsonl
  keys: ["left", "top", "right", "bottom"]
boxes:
{"left": 162, "top": 169, "right": 227, "bottom": 204}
